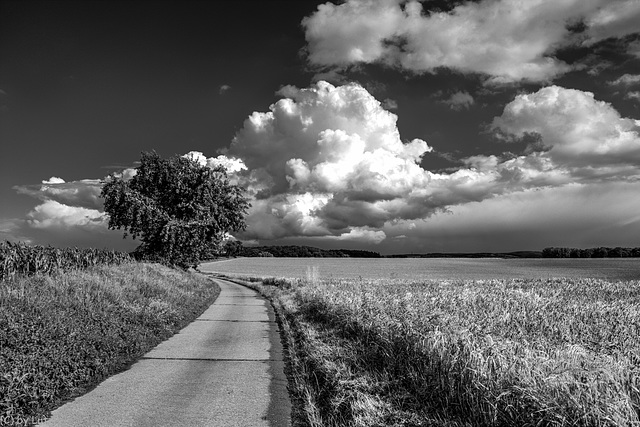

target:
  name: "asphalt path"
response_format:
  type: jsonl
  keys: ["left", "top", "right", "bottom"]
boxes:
{"left": 38, "top": 277, "right": 291, "bottom": 427}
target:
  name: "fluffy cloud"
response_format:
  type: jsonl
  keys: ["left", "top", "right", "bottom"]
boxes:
{"left": 219, "top": 81, "right": 444, "bottom": 242}
{"left": 26, "top": 200, "right": 105, "bottom": 229}
{"left": 183, "top": 151, "right": 247, "bottom": 173}
{"left": 303, "top": 0, "right": 640, "bottom": 83}
{"left": 492, "top": 85, "right": 640, "bottom": 172}
{"left": 14, "top": 179, "right": 104, "bottom": 210}
{"left": 12, "top": 83, "right": 640, "bottom": 251}
{"left": 217, "top": 82, "right": 640, "bottom": 245}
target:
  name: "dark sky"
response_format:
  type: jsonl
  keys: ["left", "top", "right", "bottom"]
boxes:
{"left": 1, "top": 0, "right": 640, "bottom": 254}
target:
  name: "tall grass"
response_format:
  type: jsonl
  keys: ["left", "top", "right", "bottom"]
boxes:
{"left": 0, "top": 241, "right": 130, "bottom": 281}
{"left": 0, "top": 263, "right": 220, "bottom": 427}
{"left": 241, "top": 276, "right": 640, "bottom": 426}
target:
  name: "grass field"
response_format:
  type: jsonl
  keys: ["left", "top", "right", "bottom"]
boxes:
{"left": 232, "top": 273, "right": 640, "bottom": 426}
{"left": 0, "top": 262, "right": 220, "bottom": 427}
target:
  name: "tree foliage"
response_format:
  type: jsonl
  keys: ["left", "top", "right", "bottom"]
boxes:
{"left": 542, "top": 246, "right": 640, "bottom": 258}
{"left": 101, "top": 151, "right": 250, "bottom": 269}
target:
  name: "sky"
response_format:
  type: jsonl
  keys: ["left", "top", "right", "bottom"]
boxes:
{"left": 1, "top": 0, "right": 640, "bottom": 255}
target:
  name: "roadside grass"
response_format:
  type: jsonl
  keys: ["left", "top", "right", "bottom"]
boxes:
{"left": 0, "top": 262, "right": 220, "bottom": 427}
{"left": 227, "top": 275, "right": 640, "bottom": 426}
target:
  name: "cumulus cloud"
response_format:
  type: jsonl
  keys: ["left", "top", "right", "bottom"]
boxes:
{"left": 215, "top": 81, "right": 640, "bottom": 246}
{"left": 492, "top": 85, "right": 640, "bottom": 171}
{"left": 442, "top": 91, "right": 475, "bottom": 111}
{"left": 219, "top": 84, "right": 232, "bottom": 94}
{"left": 42, "top": 176, "right": 65, "bottom": 184}
{"left": 12, "top": 82, "right": 640, "bottom": 251}
{"left": 221, "top": 81, "right": 447, "bottom": 242}
{"left": 302, "top": 0, "right": 640, "bottom": 83}
{"left": 26, "top": 200, "right": 106, "bottom": 230}
{"left": 14, "top": 179, "right": 104, "bottom": 210}
{"left": 183, "top": 151, "right": 248, "bottom": 173}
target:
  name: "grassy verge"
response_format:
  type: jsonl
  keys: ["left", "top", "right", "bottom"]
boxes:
{"left": 0, "top": 262, "right": 220, "bottom": 427}
{"left": 225, "top": 275, "right": 640, "bottom": 427}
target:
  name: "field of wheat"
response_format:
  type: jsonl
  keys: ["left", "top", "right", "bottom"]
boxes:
{"left": 241, "top": 275, "right": 640, "bottom": 426}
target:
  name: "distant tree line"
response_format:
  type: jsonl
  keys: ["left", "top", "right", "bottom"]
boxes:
{"left": 542, "top": 247, "right": 640, "bottom": 258}
{"left": 222, "top": 243, "right": 381, "bottom": 258}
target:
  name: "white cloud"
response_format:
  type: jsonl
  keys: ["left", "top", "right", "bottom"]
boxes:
{"left": 442, "top": 91, "right": 475, "bottom": 111}
{"left": 42, "top": 177, "right": 65, "bottom": 184}
{"left": 12, "top": 82, "right": 640, "bottom": 252}
{"left": 219, "top": 81, "right": 640, "bottom": 245}
{"left": 183, "top": 151, "right": 247, "bottom": 173}
{"left": 303, "top": 0, "right": 640, "bottom": 83}
{"left": 608, "top": 74, "right": 640, "bottom": 86}
{"left": 26, "top": 200, "right": 106, "bottom": 230}
{"left": 224, "top": 81, "right": 440, "bottom": 242}
{"left": 14, "top": 179, "right": 104, "bottom": 210}
{"left": 219, "top": 84, "right": 232, "bottom": 94}
{"left": 581, "top": 0, "right": 640, "bottom": 46}
{"left": 325, "top": 227, "right": 387, "bottom": 244}
{"left": 492, "top": 85, "right": 640, "bottom": 171}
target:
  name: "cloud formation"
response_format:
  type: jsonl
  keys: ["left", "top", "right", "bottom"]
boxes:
{"left": 303, "top": 0, "right": 640, "bottom": 83}
{"left": 218, "top": 81, "right": 440, "bottom": 243}
{"left": 13, "top": 83, "right": 640, "bottom": 250}
{"left": 26, "top": 200, "right": 105, "bottom": 230}
{"left": 202, "top": 81, "right": 640, "bottom": 246}
{"left": 492, "top": 85, "right": 640, "bottom": 173}
{"left": 381, "top": 182, "right": 640, "bottom": 253}
{"left": 14, "top": 179, "right": 104, "bottom": 210}
{"left": 608, "top": 74, "right": 640, "bottom": 86}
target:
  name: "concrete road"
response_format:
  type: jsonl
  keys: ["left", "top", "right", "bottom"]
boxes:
{"left": 38, "top": 278, "right": 291, "bottom": 427}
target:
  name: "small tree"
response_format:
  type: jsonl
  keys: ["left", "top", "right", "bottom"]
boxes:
{"left": 101, "top": 151, "right": 250, "bottom": 269}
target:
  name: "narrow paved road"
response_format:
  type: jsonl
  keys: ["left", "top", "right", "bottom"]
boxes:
{"left": 39, "top": 278, "right": 291, "bottom": 427}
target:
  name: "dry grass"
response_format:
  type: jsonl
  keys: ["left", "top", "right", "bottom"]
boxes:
{"left": 0, "top": 263, "right": 220, "bottom": 426}
{"left": 233, "top": 275, "right": 640, "bottom": 426}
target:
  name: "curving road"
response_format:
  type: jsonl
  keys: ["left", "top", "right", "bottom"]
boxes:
{"left": 38, "top": 277, "right": 291, "bottom": 427}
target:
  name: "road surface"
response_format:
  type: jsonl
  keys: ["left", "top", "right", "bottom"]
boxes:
{"left": 38, "top": 277, "right": 291, "bottom": 427}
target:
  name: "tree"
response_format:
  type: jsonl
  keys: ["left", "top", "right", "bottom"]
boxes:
{"left": 223, "top": 239, "right": 244, "bottom": 257}
{"left": 101, "top": 151, "right": 250, "bottom": 269}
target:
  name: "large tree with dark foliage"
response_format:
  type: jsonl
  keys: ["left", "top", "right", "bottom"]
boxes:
{"left": 101, "top": 151, "right": 250, "bottom": 269}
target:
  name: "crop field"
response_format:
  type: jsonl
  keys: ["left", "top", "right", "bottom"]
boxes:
{"left": 201, "top": 257, "right": 640, "bottom": 281}
{"left": 234, "top": 273, "right": 640, "bottom": 426}
{"left": 0, "top": 241, "right": 130, "bottom": 281}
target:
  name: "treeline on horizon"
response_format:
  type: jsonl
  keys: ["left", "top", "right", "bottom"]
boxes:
{"left": 542, "top": 246, "right": 640, "bottom": 258}
{"left": 230, "top": 244, "right": 640, "bottom": 259}
{"left": 236, "top": 245, "right": 382, "bottom": 258}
